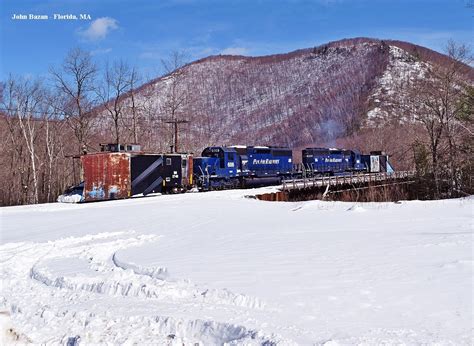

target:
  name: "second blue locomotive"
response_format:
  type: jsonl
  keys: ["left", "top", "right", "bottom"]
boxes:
{"left": 302, "top": 147, "right": 365, "bottom": 175}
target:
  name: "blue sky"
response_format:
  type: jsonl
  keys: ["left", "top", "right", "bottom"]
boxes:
{"left": 1, "top": 0, "right": 472, "bottom": 80}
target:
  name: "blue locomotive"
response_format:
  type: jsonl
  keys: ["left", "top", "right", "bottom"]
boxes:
{"left": 302, "top": 148, "right": 365, "bottom": 175}
{"left": 193, "top": 146, "right": 294, "bottom": 190}
{"left": 302, "top": 147, "right": 394, "bottom": 176}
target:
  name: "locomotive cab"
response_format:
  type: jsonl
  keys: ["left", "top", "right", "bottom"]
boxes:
{"left": 197, "top": 147, "right": 239, "bottom": 176}
{"left": 193, "top": 147, "right": 241, "bottom": 190}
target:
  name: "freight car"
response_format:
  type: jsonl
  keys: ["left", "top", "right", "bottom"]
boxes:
{"left": 64, "top": 144, "right": 193, "bottom": 202}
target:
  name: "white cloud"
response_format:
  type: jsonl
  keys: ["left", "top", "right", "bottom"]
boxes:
{"left": 220, "top": 47, "right": 250, "bottom": 56}
{"left": 79, "top": 17, "right": 118, "bottom": 41}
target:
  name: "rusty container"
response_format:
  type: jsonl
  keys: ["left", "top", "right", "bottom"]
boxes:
{"left": 81, "top": 153, "right": 131, "bottom": 202}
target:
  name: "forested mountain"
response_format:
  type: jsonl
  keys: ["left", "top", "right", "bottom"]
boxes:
{"left": 106, "top": 38, "right": 468, "bottom": 152}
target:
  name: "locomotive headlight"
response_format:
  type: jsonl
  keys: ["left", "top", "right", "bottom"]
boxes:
{"left": 356, "top": 160, "right": 360, "bottom": 163}
{"left": 315, "top": 158, "right": 318, "bottom": 162}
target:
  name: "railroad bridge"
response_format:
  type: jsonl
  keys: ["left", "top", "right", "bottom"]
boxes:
{"left": 256, "top": 171, "right": 416, "bottom": 202}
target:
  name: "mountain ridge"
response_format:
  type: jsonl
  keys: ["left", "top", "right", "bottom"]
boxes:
{"left": 95, "top": 37, "right": 473, "bottom": 162}
{"left": 141, "top": 37, "right": 472, "bottom": 88}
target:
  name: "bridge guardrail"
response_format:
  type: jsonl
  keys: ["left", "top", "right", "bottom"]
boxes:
{"left": 281, "top": 171, "right": 416, "bottom": 192}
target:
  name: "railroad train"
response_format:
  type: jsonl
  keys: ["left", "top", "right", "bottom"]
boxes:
{"left": 58, "top": 143, "right": 394, "bottom": 203}
{"left": 193, "top": 146, "right": 393, "bottom": 191}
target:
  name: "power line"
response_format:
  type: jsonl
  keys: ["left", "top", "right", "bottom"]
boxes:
{"left": 164, "top": 118, "right": 190, "bottom": 153}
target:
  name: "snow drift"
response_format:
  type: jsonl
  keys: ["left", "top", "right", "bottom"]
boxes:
{"left": 1, "top": 188, "right": 472, "bottom": 344}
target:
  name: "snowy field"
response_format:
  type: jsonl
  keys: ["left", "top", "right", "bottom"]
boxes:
{"left": 1, "top": 188, "right": 473, "bottom": 345}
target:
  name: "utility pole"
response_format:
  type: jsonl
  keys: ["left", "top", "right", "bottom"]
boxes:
{"left": 164, "top": 118, "right": 189, "bottom": 153}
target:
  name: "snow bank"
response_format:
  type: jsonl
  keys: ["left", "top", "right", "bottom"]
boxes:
{"left": 1, "top": 190, "right": 472, "bottom": 344}
{"left": 57, "top": 193, "right": 83, "bottom": 203}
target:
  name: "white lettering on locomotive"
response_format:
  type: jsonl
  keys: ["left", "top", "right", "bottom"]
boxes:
{"left": 324, "top": 158, "right": 343, "bottom": 163}
{"left": 252, "top": 159, "right": 280, "bottom": 165}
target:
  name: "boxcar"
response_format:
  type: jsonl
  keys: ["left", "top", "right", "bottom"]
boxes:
{"left": 81, "top": 151, "right": 192, "bottom": 202}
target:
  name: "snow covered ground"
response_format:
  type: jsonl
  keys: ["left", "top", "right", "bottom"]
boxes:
{"left": 1, "top": 188, "right": 473, "bottom": 344}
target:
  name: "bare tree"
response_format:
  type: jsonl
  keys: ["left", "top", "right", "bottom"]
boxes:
{"left": 97, "top": 60, "right": 132, "bottom": 145}
{"left": 1, "top": 76, "right": 45, "bottom": 204}
{"left": 409, "top": 81, "right": 445, "bottom": 195}
{"left": 126, "top": 66, "right": 142, "bottom": 144}
{"left": 441, "top": 42, "right": 473, "bottom": 193}
{"left": 41, "top": 92, "right": 66, "bottom": 202}
{"left": 407, "top": 41, "right": 473, "bottom": 197}
{"left": 161, "top": 51, "right": 190, "bottom": 152}
{"left": 50, "top": 48, "right": 98, "bottom": 154}
{"left": 1, "top": 99, "right": 30, "bottom": 205}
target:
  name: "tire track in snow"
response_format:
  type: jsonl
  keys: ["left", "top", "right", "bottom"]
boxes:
{"left": 111, "top": 250, "right": 266, "bottom": 309}
{"left": 112, "top": 252, "right": 169, "bottom": 280}
{"left": 0, "top": 231, "right": 287, "bottom": 344}
{"left": 26, "top": 231, "right": 265, "bottom": 309}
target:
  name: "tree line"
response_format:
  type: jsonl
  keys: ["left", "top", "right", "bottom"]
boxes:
{"left": 408, "top": 42, "right": 473, "bottom": 198}
{"left": 0, "top": 41, "right": 472, "bottom": 206}
{"left": 0, "top": 48, "right": 189, "bottom": 206}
